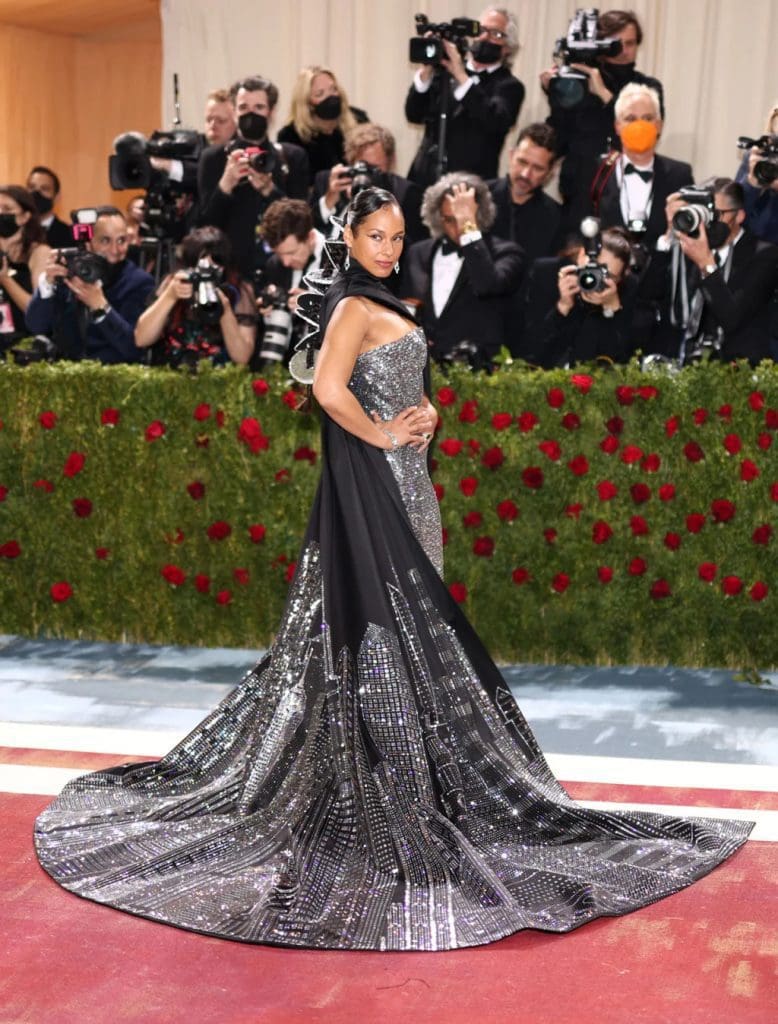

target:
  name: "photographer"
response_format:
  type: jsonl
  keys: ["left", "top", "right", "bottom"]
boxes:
{"left": 26, "top": 167, "right": 72, "bottom": 248}
{"left": 400, "top": 172, "right": 523, "bottom": 366}
{"left": 197, "top": 76, "right": 310, "bottom": 280}
{"left": 312, "top": 123, "right": 425, "bottom": 243}
{"left": 0, "top": 186, "right": 51, "bottom": 344}
{"left": 25, "top": 206, "right": 154, "bottom": 363}
{"left": 405, "top": 8, "right": 525, "bottom": 190}
{"left": 134, "top": 226, "right": 255, "bottom": 367}
{"left": 735, "top": 102, "right": 778, "bottom": 245}
{"left": 542, "top": 9, "right": 664, "bottom": 216}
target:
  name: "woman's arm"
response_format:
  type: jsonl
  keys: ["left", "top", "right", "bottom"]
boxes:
{"left": 135, "top": 273, "right": 190, "bottom": 348}
{"left": 0, "top": 243, "right": 51, "bottom": 314}
{"left": 218, "top": 286, "right": 255, "bottom": 364}
{"left": 313, "top": 297, "right": 429, "bottom": 449}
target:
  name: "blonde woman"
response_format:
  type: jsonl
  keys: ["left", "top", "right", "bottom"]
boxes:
{"left": 278, "top": 65, "right": 368, "bottom": 186}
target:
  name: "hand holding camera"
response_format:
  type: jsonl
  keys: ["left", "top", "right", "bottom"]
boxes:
{"left": 163, "top": 270, "right": 194, "bottom": 304}
{"left": 556, "top": 265, "right": 580, "bottom": 315}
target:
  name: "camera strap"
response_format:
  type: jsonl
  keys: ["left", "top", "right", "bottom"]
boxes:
{"left": 589, "top": 151, "right": 620, "bottom": 214}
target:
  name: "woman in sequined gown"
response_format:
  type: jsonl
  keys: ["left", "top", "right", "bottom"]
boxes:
{"left": 34, "top": 188, "right": 752, "bottom": 952}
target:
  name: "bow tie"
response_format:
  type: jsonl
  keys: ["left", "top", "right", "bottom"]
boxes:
{"left": 624, "top": 163, "right": 653, "bottom": 183}
{"left": 439, "top": 238, "right": 462, "bottom": 256}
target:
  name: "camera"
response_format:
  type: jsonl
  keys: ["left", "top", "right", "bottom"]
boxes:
{"left": 55, "top": 210, "right": 105, "bottom": 284}
{"left": 225, "top": 137, "right": 278, "bottom": 176}
{"left": 737, "top": 134, "right": 778, "bottom": 187}
{"left": 109, "top": 130, "right": 201, "bottom": 191}
{"left": 255, "top": 280, "right": 293, "bottom": 364}
{"left": 549, "top": 8, "right": 622, "bottom": 109}
{"left": 341, "top": 161, "right": 391, "bottom": 197}
{"left": 187, "top": 258, "right": 224, "bottom": 326}
{"left": 409, "top": 13, "right": 480, "bottom": 65}
{"left": 671, "top": 186, "right": 715, "bottom": 238}
{"left": 575, "top": 216, "right": 610, "bottom": 292}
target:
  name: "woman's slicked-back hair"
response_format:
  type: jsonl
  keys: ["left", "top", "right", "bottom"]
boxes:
{"left": 345, "top": 186, "right": 401, "bottom": 233}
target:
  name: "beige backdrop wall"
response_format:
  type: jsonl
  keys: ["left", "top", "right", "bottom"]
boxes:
{"left": 162, "top": 0, "right": 777, "bottom": 186}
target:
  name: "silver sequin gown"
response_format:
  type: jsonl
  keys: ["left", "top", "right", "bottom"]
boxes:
{"left": 34, "top": 327, "right": 752, "bottom": 951}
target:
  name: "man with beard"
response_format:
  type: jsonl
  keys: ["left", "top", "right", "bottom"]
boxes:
{"left": 25, "top": 206, "right": 154, "bottom": 362}
{"left": 197, "top": 76, "right": 309, "bottom": 279}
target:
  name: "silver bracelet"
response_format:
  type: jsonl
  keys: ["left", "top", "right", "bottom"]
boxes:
{"left": 381, "top": 428, "right": 399, "bottom": 450}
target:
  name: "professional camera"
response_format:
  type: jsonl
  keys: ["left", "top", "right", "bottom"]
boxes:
{"left": 576, "top": 216, "right": 610, "bottom": 292}
{"left": 256, "top": 280, "right": 293, "bottom": 364}
{"left": 55, "top": 210, "right": 105, "bottom": 283}
{"left": 9, "top": 335, "right": 60, "bottom": 366}
{"left": 187, "top": 258, "right": 224, "bottom": 326}
{"left": 737, "top": 134, "right": 778, "bottom": 187}
{"left": 341, "top": 161, "right": 392, "bottom": 197}
{"left": 109, "top": 130, "right": 201, "bottom": 191}
{"left": 671, "top": 187, "right": 716, "bottom": 238}
{"left": 549, "top": 8, "right": 622, "bottom": 109}
{"left": 409, "top": 13, "right": 480, "bottom": 65}
{"left": 224, "top": 137, "right": 278, "bottom": 175}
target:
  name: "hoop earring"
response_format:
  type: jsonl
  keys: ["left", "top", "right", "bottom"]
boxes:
{"left": 394, "top": 261, "right": 400, "bottom": 274}
{"left": 344, "top": 249, "right": 351, "bottom": 270}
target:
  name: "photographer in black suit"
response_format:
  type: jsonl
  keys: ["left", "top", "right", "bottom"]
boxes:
{"left": 312, "top": 124, "right": 425, "bottom": 243}
{"left": 25, "top": 167, "right": 71, "bottom": 249}
{"left": 400, "top": 172, "right": 523, "bottom": 366}
{"left": 405, "top": 7, "right": 525, "bottom": 190}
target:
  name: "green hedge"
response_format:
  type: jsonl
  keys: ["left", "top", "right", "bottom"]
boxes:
{"left": 1, "top": 359, "right": 776, "bottom": 669}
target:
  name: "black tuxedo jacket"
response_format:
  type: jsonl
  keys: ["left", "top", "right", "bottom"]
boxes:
{"left": 400, "top": 233, "right": 524, "bottom": 361}
{"left": 45, "top": 216, "right": 73, "bottom": 248}
{"left": 311, "top": 168, "right": 426, "bottom": 243}
{"left": 405, "top": 66, "right": 524, "bottom": 189}
{"left": 488, "top": 176, "right": 564, "bottom": 262}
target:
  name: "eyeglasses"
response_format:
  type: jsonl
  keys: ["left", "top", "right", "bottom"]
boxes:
{"left": 714, "top": 208, "right": 738, "bottom": 216}
{"left": 478, "top": 25, "right": 507, "bottom": 40}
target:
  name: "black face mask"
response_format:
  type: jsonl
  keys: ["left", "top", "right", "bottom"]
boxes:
{"left": 470, "top": 39, "right": 503, "bottom": 64}
{"left": 0, "top": 213, "right": 19, "bottom": 239}
{"left": 31, "top": 191, "right": 54, "bottom": 216}
{"left": 707, "top": 220, "right": 731, "bottom": 250}
{"left": 237, "top": 112, "right": 268, "bottom": 141}
{"left": 99, "top": 256, "right": 124, "bottom": 288}
{"left": 312, "top": 95, "right": 341, "bottom": 120}
{"left": 604, "top": 61, "right": 636, "bottom": 86}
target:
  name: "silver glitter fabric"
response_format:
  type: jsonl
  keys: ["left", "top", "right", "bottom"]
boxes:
{"left": 350, "top": 329, "right": 443, "bottom": 575}
{"left": 34, "top": 327, "right": 753, "bottom": 952}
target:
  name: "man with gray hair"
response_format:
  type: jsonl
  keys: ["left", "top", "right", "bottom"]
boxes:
{"left": 405, "top": 7, "right": 525, "bottom": 189}
{"left": 400, "top": 171, "right": 524, "bottom": 365}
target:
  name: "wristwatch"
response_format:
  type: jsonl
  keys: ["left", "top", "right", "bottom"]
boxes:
{"left": 90, "top": 304, "right": 111, "bottom": 323}
{"left": 460, "top": 220, "right": 478, "bottom": 234}
{"left": 702, "top": 263, "right": 717, "bottom": 278}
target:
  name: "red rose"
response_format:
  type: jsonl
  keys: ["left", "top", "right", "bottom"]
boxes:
{"left": 517, "top": 411, "right": 539, "bottom": 432}
{"left": 463, "top": 510, "right": 483, "bottom": 528}
{"left": 570, "top": 373, "right": 593, "bottom": 394}
{"left": 282, "top": 389, "right": 301, "bottom": 409}
{"left": 512, "top": 567, "right": 531, "bottom": 585}
{"left": 39, "top": 411, "right": 58, "bottom": 429}
{"left": 740, "top": 459, "right": 760, "bottom": 482}
{"left": 723, "top": 433, "right": 742, "bottom": 455}
{"left": 248, "top": 524, "right": 266, "bottom": 543}
{"left": 274, "top": 468, "right": 290, "bottom": 482}
{"left": 194, "top": 574, "right": 211, "bottom": 593}
{"left": 686, "top": 513, "right": 706, "bottom": 533}
{"left": 294, "top": 446, "right": 317, "bottom": 464}
{"left": 161, "top": 564, "right": 186, "bottom": 587}
{"left": 748, "top": 391, "right": 765, "bottom": 411}
{"left": 752, "top": 524, "right": 773, "bottom": 545}
{"left": 658, "top": 483, "right": 676, "bottom": 502}
{"left": 566, "top": 503, "right": 583, "bottom": 519}
{"left": 482, "top": 446, "right": 505, "bottom": 470}
{"left": 429, "top": 457, "right": 438, "bottom": 472}
{"left": 721, "top": 575, "right": 743, "bottom": 596}
{"left": 63, "top": 451, "right": 86, "bottom": 477}
{"left": 496, "top": 499, "right": 518, "bottom": 521}
{"left": 561, "top": 412, "right": 581, "bottom": 431}
{"left": 620, "top": 444, "right": 644, "bottom": 464}
{"left": 544, "top": 528, "right": 557, "bottom": 544}
{"left": 33, "top": 479, "right": 54, "bottom": 493}
{"left": 664, "top": 532, "right": 682, "bottom": 550}
{"left": 433, "top": 483, "right": 445, "bottom": 502}
{"left": 630, "top": 515, "right": 649, "bottom": 536}
{"left": 441, "top": 527, "right": 449, "bottom": 546}
{"left": 437, "top": 386, "right": 457, "bottom": 407}
{"left": 758, "top": 433, "right": 773, "bottom": 450}
{"left": 165, "top": 528, "right": 185, "bottom": 546}
{"left": 641, "top": 453, "right": 660, "bottom": 473}
{"left": 665, "top": 415, "right": 680, "bottom": 437}
{"left": 467, "top": 439, "right": 482, "bottom": 455}
{"left": 187, "top": 481, "right": 206, "bottom": 500}
{"left": 551, "top": 573, "right": 570, "bottom": 593}
{"left": 750, "top": 581, "right": 768, "bottom": 602}
{"left": 650, "top": 579, "right": 672, "bottom": 600}
{"left": 538, "top": 439, "right": 561, "bottom": 461}
{"left": 458, "top": 400, "right": 479, "bottom": 423}
{"left": 615, "top": 386, "right": 634, "bottom": 406}
{"left": 597, "top": 566, "right": 613, "bottom": 584}
{"left": 237, "top": 417, "right": 269, "bottom": 453}
{"left": 693, "top": 407, "right": 708, "bottom": 425}
{"left": 547, "top": 387, "right": 565, "bottom": 408}
{"left": 568, "top": 455, "right": 589, "bottom": 476}
{"left": 592, "top": 520, "right": 613, "bottom": 544}
{"left": 522, "top": 466, "right": 544, "bottom": 489}
{"left": 207, "top": 520, "right": 232, "bottom": 541}
{"left": 597, "top": 480, "right": 618, "bottom": 501}
{"left": 101, "top": 408, "right": 120, "bottom": 426}
{"left": 772, "top": 483, "right": 778, "bottom": 502}
{"left": 628, "top": 557, "right": 647, "bottom": 576}
{"left": 95, "top": 547, "right": 109, "bottom": 560}
{"left": 710, "top": 499, "right": 736, "bottom": 523}
{"left": 630, "top": 483, "right": 651, "bottom": 504}
{"left": 193, "top": 403, "right": 211, "bottom": 421}
{"left": 50, "top": 581, "right": 72, "bottom": 602}
{"left": 717, "top": 404, "right": 733, "bottom": 421}
{"left": 0, "top": 540, "right": 21, "bottom": 558}
{"left": 605, "top": 416, "right": 624, "bottom": 435}
{"left": 252, "top": 379, "right": 269, "bottom": 396}
{"left": 683, "top": 441, "right": 705, "bottom": 463}
{"left": 439, "top": 438, "right": 463, "bottom": 456}
{"left": 637, "top": 385, "right": 659, "bottom": 401}
{"left": 233, "top": 568, "right": 250, "bottom": 586}
{"left": 473, "top": 536, "right": 495, "bottom": 557}
{"left": 145, "top": 420, "right": 166, "bottom": 442}
{"left": 449, "top": 581, "right": 467, "bottom": 602}
{"left": 0, "top": 485, "right": 7, "bottom": 502}
{"left": 459, "top": 476, "right": 478, "bottom": 497}
{"left": 698, "top": 562, "right": 717, "bottom": 582}
{"left": 72, "top": 498, "right": 92, "bottom": 518}
{"left": 600, "top": 435, "right": 619, "bottom": 455}
{"left": 215, "top": 589, "right": 232, "bottom": 605}
{"left": 765, "top": 409, "right": 778, "bottom": 430}
{"left": 491, "top": 412, "right": 513, "bottom": 430}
